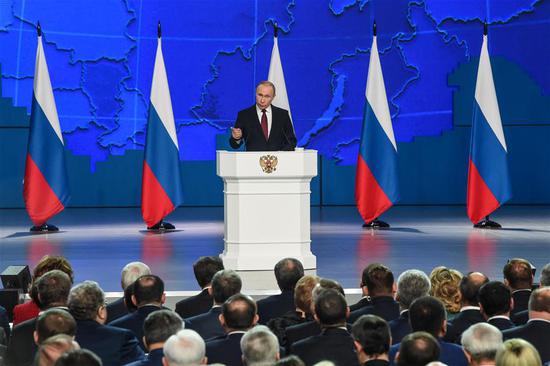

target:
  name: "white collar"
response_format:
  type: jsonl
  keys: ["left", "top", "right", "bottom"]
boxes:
{"left": 512, "top": 289, "right": 531, "bottom": 294}
{"left": 488, "top": 315, "right": 510, "bottom": 321}
{"left": 460, "top": 306, "right": 481, "bottom": 312}
{"left": 527, "top": 318, "right": 550, "bottom": 324}
{"left": 256, "top": 105, "right": 272, "bottom": 114}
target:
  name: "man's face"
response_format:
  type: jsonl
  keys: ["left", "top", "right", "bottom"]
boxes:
{"left": 255, "top": 84, "right": 274, "bottom": 110}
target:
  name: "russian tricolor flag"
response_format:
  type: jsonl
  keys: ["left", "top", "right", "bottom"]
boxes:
{"left": 23, "top": 32, "right": 70, "bottom": 226}
{"left": 355, "top": 34, "right": 399, "bottom": 224}
{"left": 141, "top": 31, "right": 183, "bottom": 228}
{"left": 467, "top": 33, "right": 511, "bottom": 224}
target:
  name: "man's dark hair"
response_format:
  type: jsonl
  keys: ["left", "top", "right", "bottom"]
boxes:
{"left": 211, "top": 270, "right": 242, "bottom": 304}
{"left": 37, "top": 270, "right": 72, "bottom": 310}
{"left": 193, "top": 256, "right": 224, "bottom": 288}
{"left": 409, "top": 296, "right": 446, "bottom": 337}
{"left": 352, "top": 315, "right": 390, "bottom": 357}
{"left": 143, "top": 310, "right": 183, "bottom": 346}
{"left": 460, "top": 272, "right": 489, "bottom": 305}
{"left": 274, "top": 258, "right": 304, "bottom": 291}
{"left": 317, "top": 278, "right": 345, "bottom": 296}
{"left": 478, "top": 281, "right": 511, "bottom": 317}
{"left": 222, "top": 294, "right": 257, "bottom": 330}
{"left": 314, "top": 288, "right": 347, "bottom": 326}
{"left": 361, "top": 263, "right": 394, "bottom": 296}
{"left": 133, "top": 275, "right": 164, "bottom": 306}
{"left": 35, "top": 308, "right": 77, "bottom": 344}
{"left": 396, "top": 331, "right": 440, "bottom": 366}
{"left": 503, "top": 258, "right": 533, "bottom": 290}
{"left": 54, "top": 349, "right": 102, "bottom": 366}
{"left": 124, "top": 282, "right": 138, "bottom": 313}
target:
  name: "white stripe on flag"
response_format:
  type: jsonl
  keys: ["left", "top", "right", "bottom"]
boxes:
{"left": 268, "top": 36, "right": 293, "bottom": 123}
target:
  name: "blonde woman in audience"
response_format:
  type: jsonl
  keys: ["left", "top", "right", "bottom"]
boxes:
{"left": 430, "top": 266, "right": 462, "bottom": 320}
{"left": 495, "top": 339, "right": 541, "bottom": 366}
{"left": 36, "top": 334, "right": 80, "bottom": 366}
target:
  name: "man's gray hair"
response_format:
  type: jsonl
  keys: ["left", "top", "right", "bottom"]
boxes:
{"left": 163, "top": 329, "right": 205, "bottom": 366}
{"left": 397, "top": 270, "right": 431, "bottom": 309}
{"left": 121, "top": 261, "right": 151, "bottom": 289}
{"left": 461, "top": 323, "right": 502, "bottom": 362}
{"left": 241, "top": 325, "right": 279, "bottom": 366}
{"left": 540, "top": 263, "right": 550, "bottom": 287}
{"left": 68, "top": 281, "right": 105, "bottom": 321}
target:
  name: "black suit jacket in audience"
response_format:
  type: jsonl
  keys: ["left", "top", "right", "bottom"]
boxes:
{"left": 74, "top": 319, "right": 144, "bottom": 366}
{"left": 285, "top": 320, "right": 321, "bottom": 353}
{"left": 0, "top": 306, "right": 10, "bottom": 341}
{"left": 511, "top": 289, "right": 531, "bottom": 316}
{"left": 348, "top": 296, "right": 400, "bottom": 324}
{"left": 350, "top": 297, "right": 371, "bottom": 312}
{"left": 503, "top": 319, "right": 550, "bottom": 363}
{"left": 290, "top": 327, "right": 360, "bottom": 366}
{"left": 206, "top": 332, "right": 246, "bottom": 366}
{"left": 511, "top": 309, "right": 529, "bottom": 325}
{"left": 124, "top": 348, "right": 164, "bottom": 366}
{"left": 487, "top": 316, "right": 515, "bottom": 331}
{"left": 389, "top": 310, "right": 410, "bottom": 344}
{"left": 109, "top": 305, "right": 162, "bottom": 351}
{"left": 185, "top": 306, "right": 224, "bottom": 340}
{"left": 4, "top": 316, "right": 38, "bottom": 366}
{"left": 106, "top": 296, "right": 128, "bottom": 324}
{"left": 364, "top": 360, "right": 390, "bottom": 366}
{"left": 174, "top": 288, "right": 212, "bottom": 319}
{"left": 443, "top": 308, "right": 485, "bottom": 343}
{"left": 257, "top": 289, "right": 295, "bottom": 325}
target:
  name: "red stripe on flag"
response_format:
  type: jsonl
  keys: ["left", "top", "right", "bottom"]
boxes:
{"left": 23, "top": 155, "right": 64, "bottom": 226}
{"left": 467, "top": 159, "right": 500, "bottom": 224}
{"left": 355, "top": 155, "right": 393, "bottom": 224}
{"left": 141, "top": 161, "right": 175, "bottom": 227}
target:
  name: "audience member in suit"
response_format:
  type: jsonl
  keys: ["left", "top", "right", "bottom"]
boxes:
{"left": 349, "top": 264, "right": 399, "bottom": 324}
{"left": 496, "top": 338, "right": 542, "bottom": 366}
{"left": 54, "top": 348, "right": 103, "bottom": 366}
{"left": 163, "top": 329, "right": 207, "bottom": 366}
{"left": 5, "top": 269, "right": 72, "bottom": 366}
{"left": 389, "top": 270, "right": 431, "bottom": 345}
{"left": 444, "top": 271, "right": 488, "bottom": 343}
{"left": 175, "top": 256, "right": 224, "bottom": 319}
{"left": 125, "top": 310, "right": 184, "bottom": 366}
{"left": 478, "top": 281, "right": 515, "bottom": 331}
{"left": 503, "top": 258, "right": 534, "bottom": 319}
{"left": 290, "top": 288, "right": 360, "bottom": 366}
{"left": 351, "top": 315, "right": 391, "bottom": 366}
{"left": 460, "top": 323, "right": 502, "bottom": 366}
{"left": 394, "top": 332, "right": 440, "bottom": 366}
{"left": 185, "top": 269, "right": 242, "bottom": 340}
{"left": 106, "top": 261, "right": 151, "bottom": 324}
{"left": 429, "top": 266, "right": 463, "bottom": 321}
{"left": 241, "top": 325, "right": 281, "bottom": 366}
{"left": 258, "top": 258, "right": 304, "bottom": 325}
{"left": 502, "top": 287, "right": 550, "bottom": 363}
{"left": 389, "top": 296, "right": 468, "bottom": 366}
{"left": 35, "top": 333, "right": 80, "bottom": 366}
{"left": 34, "top": 308, "right": 77, "bottom": 345}
{"left": 110, "top": 274, "right": 165, "bottom": 350}
{"left": 68, "top": 280, "right": 144, "bottom": 366}
{"left": 540, "top": 262, "right": 550, "bottom": 287}
{"left": 205, "top": 294, "right": 259, "bottom": 366}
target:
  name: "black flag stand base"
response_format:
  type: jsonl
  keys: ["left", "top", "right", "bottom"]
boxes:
{"left": 30, "top": 223, "right": 59, "bottom": 232}
{"left": 362, "top": 218, "right": 390, "bottom": 229}
{"left": 147, "top": 220, "right": 175, "bottom": 231}
{"left": 473, "top": 216, "right": 501, "bottom": 229}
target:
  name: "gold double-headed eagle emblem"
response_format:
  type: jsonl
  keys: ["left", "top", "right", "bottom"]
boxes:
{"left": 259, "top": 155, "right": 278, "bottom": 174}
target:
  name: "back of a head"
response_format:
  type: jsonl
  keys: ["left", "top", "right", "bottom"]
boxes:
{"left": 408, "top": 296, "right": 445, "bottom": 337}
{"left": 460, "top": 272, "right": 489, "bottom": 306}
{"left": 240, "top": 325, "right": 280, "bottom": 366}
{"left": 121, "top": 261, "right": 151, "bottom": 290}
{"left": 33, "top": 255, "right": 75, "bottom": 283}
{"left": 163, "top": 329, "right": 206, "bottom": 366}
{"left": 397, "top": 331, "right": 440, "bottom": 366}
{"left": 397, "top": 270, "right": 431, "bottom": 309}
{"left": 222, "top": 294, "right": 257, "bottom": 331}
{"left": 351, "top": 315, "right": 390, "bottom": 358}
{"left": 429, "top": 267, "right": 462, "bottom": 314}
{"left": 68, "top": 281, "right": 105, "bottom": 321}
{"left": 478, "top": 281, "right": 512, "bottom": 317}
{"left": 528, "top": 286, "right": 550, "bottom": 313}
{"left": 211, "top": 269, "right": 242, "bottom": 304}
{"left": 312, "top": 278, "right": 345, "bottom": 304}
{"left": 37, "top": 334, "right": 79, "bottom": 366}
{"left": 461, "top": 323, "right": 502, "bottom": 363}
{"left": 503, "top": 258, "right": 533, "bottom": 290}
{"left": 362, "top": 263, "right": 394, "bottom": 296}
{"left": 37, "top": 270, "right": 72, "bottom": 310}
{"left": 314, "top": 288, "right": 347, "bottom": 327}
{"left": 275, "top": 258, "right": 304, "bottom": 292}
{"left": 54, "top": 349, "right": 102, "bottom": 366}
{"left": 143, "top": 310, "right": 183, "bottom": 347}
{"left": 294, "top": 275, "right": 320, "bottom": 314}
{"left": 193, "top": 256, "right": 224, "bottom": 288}
{"left": 495, "top": 339, "right": 542, "bottom": 366}
{"left": 133, "top": 274, "right": 164, "bottom": 306}
{"left": 540, "top": 263, "right": 550, "bottom": 287}
{"left": 275, "top": 355, "right": 305, "bottom": 366}
{"left": 36, "top": 308, "right": 77, "bottom": 344}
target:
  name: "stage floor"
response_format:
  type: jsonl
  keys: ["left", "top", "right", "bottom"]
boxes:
{"left": 1, "top": 206, "right": 549, "bottom": 292}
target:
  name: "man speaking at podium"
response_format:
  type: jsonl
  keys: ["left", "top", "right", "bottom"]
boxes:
{"left": 230, "top": 81, "right": 297, "bottom": 151}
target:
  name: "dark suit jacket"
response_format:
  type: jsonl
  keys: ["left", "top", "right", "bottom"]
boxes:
{"left": 0, "top": 305, "right": 10, "bottom": 342}
{"left": 109, "top": 305, "right": 162, "bottom": 350}
{"left": 175, "top": 288, "right": 212, "bottom": 319}
{"left": 206, "top": 332, "right": 245, "bottom": 366}
{"left": 511, "top": 309, "right": 529, "bottom": 325}
{"left": 257, "top": 290, "right": 295, "bottom": 325}
{"left": 350, "top": 297, "right": 372, "bottom": 312}
{"left": 364, "top": 360, "right": 390, "bottom": 366}
{"left": 348, "top": 296, "right": 400, "bottom": 324}
{"left": 389, "top": 311, "right": 410, "bottom": 344}
{"left": 443, "top": 308, "right": 485, "bottom": 343}
{"left": 285, "top": 320, "right": 321, "bottom": 352}
{"left": 511, "top": 289, "right": 531, "bottom": 316}
{"left": 124, "top": 348, "right": 164, "bottom": 366}
{"left": 487, "top": 316, "right": 515, "bottom": 331}
{"left": 4, "top": 316, "right": 37, "bottom": 366}
{"left": 389, "top": 339, "right": 468, "bottom": 366}
{"left": 503, "top": 319, "right": 550, "bottom": 363}
{"left": 74, "top": 319, "right": 144, "bottom": 366}
{"left": 184, "top": 306, "right": 224, "bottom": 340}
{"left": 290, "top": 327, "right": 360, "bottom": 366}
{"left": 106, "top": 296, "right": 129, "bottom": 324}
{"left": 229, "top": 105, "right": 297, "bottom": 151}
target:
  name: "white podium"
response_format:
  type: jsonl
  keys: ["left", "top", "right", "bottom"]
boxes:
{"left": 216, "top": 150, "right": 317, "bottom": 274}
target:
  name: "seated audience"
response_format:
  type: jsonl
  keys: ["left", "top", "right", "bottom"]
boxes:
{"left": 352, "top": 314, "right": 391, "bottom": 366}
{"left": 54, "top": 348, "right": 103, "bottom": 366}
{"left": 461, "top": 323, "right": 502, "bottom": 366}
{"left": 510, "top": 261, "right": 548, "bottom": 326}
{"left": 429, "top": 266, "right": 462, "bottom": 320}
{"left": 36, "top": 334, "right": 80, "bottom": 366}
{"left": 395, "top": 332, "right": 440, "bottom": 366}
{"left": 503, "top": 259, "right": 533, "bottom": 319}
{"left": 241, "top": 325, "right": 281, "bottom": 366}
{"left": 175, "top": 256, "right": 224, "bottom": 319}
{"left": 257, "top": 258, "right": 304, "bottom": 324}
{"left": 540, "top": 262, "right": 550, "bottom": 286}
{"left": 35, "top": 308, "right": 77, "bottom": 345}
{"left": 495, "top": 339, "right": 542, "bottom": 366}
{"left": 68, "top": 280, "right": 144, "bottom": 366}
{"left": 478, "top": 281, "right": 515, "bottom": 331}
{"left": 163, "top": 329, "right": 207, "bottom": 366}
{"left": 276, "top": 355, "right": 305, "bottom": 366}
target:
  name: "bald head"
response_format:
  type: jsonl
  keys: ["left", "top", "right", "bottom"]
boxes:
{"left": 460, "top": 272, "right": 489, "bottom": 306}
